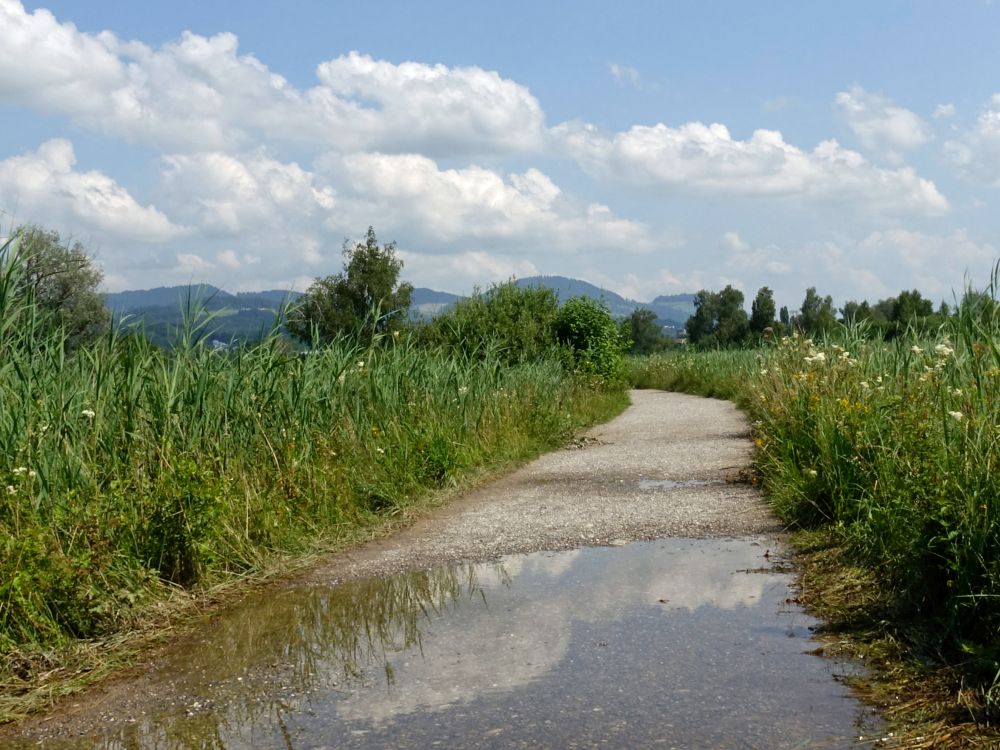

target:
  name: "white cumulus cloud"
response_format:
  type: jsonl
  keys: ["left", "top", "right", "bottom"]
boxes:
{"left": 834, "top": 85, "right": 930, "bottom": 162}
{"left": 554, "top": 119, "right": 948, "bottom": 216}
{"left": 0, "top": 139, "right": 184, "bottom": 241}
{"left": 0, "top": 1, "right": 545, "bottom": 157}
{"left": 324, "top": 152, "right": 653, "bottom": 254}
{"left": 945, "top": 94, "right": 1000, "bottom": 186}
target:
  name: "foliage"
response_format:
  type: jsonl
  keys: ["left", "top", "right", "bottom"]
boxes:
{"left": 620, "top": 307, "right": 672, "bottom": 354}
{"left": 554, "top": 296, "right": 628, "bottom": 381}
{"left": 685, "top": 285, "right": 749, "bottom": 348}
{"left": 3, "top": 225, "right": 110, "bottom": 349}
{"left": 795, "top": 286, "right": 836, "bottom": 337}
{"left": 286, "top": 227, "right": 413, "bottom": 345}
{"left": 749, "top": 286, "right": 777, "bottom": 338}
{"left": 414, "top": 281, "right": 559, "bottom": 364}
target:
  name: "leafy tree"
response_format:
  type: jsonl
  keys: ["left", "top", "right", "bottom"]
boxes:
{"left": 620, "top": 308, "right": 671, "bottom": 354}
{"left": 796, "top": 287, "right": 836, "bottom": 336}
{"left": 415, "top": 281, "right": 559, "bottom": 363}
{"left": 684, "top": 285, "right": 748, "bottom": 348}
{"left": 749, "top": 286, "right": 776, "bottom": 338}
{"left": 287, "top": 227, "right": 413, "bottom": 345}
{"left": 554, "top": 296, "right": 627, "bottom": 380}
{"left": 5, "top": 224, "right": 110, "bottom": 349}
{"left": 685, "top": 290, "right": 719, "bottom": 346}
{"left": 779, "top": 305, "right": 790, "bottom": 330}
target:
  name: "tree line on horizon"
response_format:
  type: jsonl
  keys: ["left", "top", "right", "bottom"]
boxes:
{"left": 680, "top": 283, "right": 981, "bottom": 349}
{"left": 6, "top": 220, "right": 989, "bottom": 357}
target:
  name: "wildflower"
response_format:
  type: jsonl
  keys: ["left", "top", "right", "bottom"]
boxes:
{"left": 81, "top": 408, "right": 95, "bottom": 419}
{"left": 805, "top": 469, "right": 818, "bottom": 479}
{"left": 860, "top": 381, "right": 870, "bottom": 390}
{"left": 13, "top": 467, "right": 26, "bottom": 475}
{"left": 6, "top": 485, "right": 15, "bottom": 495}
{"left": 950, "top": 388, "right": 963, "bottom": 397}
{"left": 911, "top": 345, "right": 924, "bottom": 355}
{"left": 337, "top": 372, "right": 346, "bottom": 385}
{"left": 760, "top": 369, "right": 769, "bottom": 375}
{"left": 948, "top": 410, "right": 964, "bottom": 422}
{"left": 356, "top": 360, "right": 365, "bottom": 369}
{"left": 371, "top": 425, "right": 381, "bottom": 435}
{"left": 28, "top": 470, "right": 36, "bottom": 478}
{"left": 839, "top": 351, "right": 851, "bottom": 360}
{"left": 375, "top": 447, "right": 385, "bottom": 454}
{"left": 804, "top": 352, "right": 826, "bottom": 364}
{"left": 934, "top": 343, "right": 954, "bottom": 358}
{"left": 458, "top": 386, "right": 469, "bottom": 395}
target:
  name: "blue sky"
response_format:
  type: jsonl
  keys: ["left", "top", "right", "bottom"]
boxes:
{"left": 2, "top": 1, "right": 1000, "bottom": 309}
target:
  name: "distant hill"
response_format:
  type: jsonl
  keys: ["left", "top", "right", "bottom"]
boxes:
{"left": 516, "top": 275, "right": 694, "bottom": 327}
{"left": 105, "top": 286, "right": 301, "bottom": 315}
{"left": 410, "top": 287, "right": 462, "bottom": 319}
{"left": 102, "top": 278, "right": 695, "bottom": 346}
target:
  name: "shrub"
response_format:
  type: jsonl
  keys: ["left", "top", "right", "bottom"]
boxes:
{"left": 554, "top": 296, "right": 628, "bottom": 381}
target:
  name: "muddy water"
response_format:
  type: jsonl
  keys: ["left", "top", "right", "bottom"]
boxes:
{"left": 14, "top": 539, "right": 882, "bottom": 749}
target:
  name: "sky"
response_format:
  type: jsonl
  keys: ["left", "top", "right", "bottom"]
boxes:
{"left": 2, "top": 1, "right": 1000, "bottom": 310}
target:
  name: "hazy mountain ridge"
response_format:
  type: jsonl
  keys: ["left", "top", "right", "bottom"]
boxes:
{"left": 104, "top": 278, "right": 695, "bottom": 345}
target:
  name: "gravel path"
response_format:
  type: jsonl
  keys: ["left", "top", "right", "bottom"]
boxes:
{"left": 304, "top": 389, "right": 781, "bottom": 585}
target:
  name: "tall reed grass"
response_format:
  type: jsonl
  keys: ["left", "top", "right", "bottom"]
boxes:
{"left": 0, "top": 234, "right": 626, "bottom": 667}
{"left": 629, "top": 280, "right": 1000, "bottom": 701}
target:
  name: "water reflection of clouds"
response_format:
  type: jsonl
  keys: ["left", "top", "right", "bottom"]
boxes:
{"left": 335, "top": 542, "right": 773, "bottom": 726}
{"left": 92, "top": 540, "right": 784, "bottom": 747}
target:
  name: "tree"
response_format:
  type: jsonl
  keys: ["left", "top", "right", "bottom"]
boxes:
{"left": 286, "top": 227, "right": 413, "bottom": 345}
{"left": 5, "top": 224, "right": 110, "bottom": 349}
{"left": 749, "top": 286, "right": 776, "bottom": 338}
{"left": 620, "top": 308, "right": 670, "bottom": 354}
{"left": 684, "top": 285, "right": 749, "bottom": 348}
{"left": 796, "top": 287, "right": 836, "bottom": 337}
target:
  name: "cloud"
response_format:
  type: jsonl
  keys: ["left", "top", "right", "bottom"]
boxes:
{"left": 933, "top": 103, "right": 957, "bottom": 119}
{"left": 608, "top": 62, "right": 641, "bottom": 88}
{"left": 834, "top": 85, "right": 930, "bottom": 162}
{"left": 315, "top": 52, "right": 546, "bottom": 156}
{"left": 0, "top": 1, "right": 545, "bottom": 157}
{"left": 0, "top": 139, "right": 184, "bottom": 241}
{"left": 324, "top": 152, "right": 654, "bottom": 255}
{"left": 857, "top": 228, "right": 997, "bottom": 297}
{"left": 159, "top": 151, "right": 336, "bottom": 237}
{"left": 944, "top": 94, "right": 1000, "bottom": 186}
{"left": 554, "top": 120, "right": 948, "bottom": 216}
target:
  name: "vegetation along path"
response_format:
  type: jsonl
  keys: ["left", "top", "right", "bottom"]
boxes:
{"left": 5, "top": 391, "right": 888, "bottom": 748}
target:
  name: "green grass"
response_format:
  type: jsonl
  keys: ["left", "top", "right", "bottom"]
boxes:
{"left": 0, "top": 239, "right": 627, "bottom": 703}
{"left": 629, "top": 297, "right": 1000, "bottom": 718}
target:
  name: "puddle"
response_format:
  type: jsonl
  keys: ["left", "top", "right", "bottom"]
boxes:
{"left": 637, "top": 478, "right": 725, "bottom": 490}
{"left": 13, "top": 539, "right": 882, "bottom": 748}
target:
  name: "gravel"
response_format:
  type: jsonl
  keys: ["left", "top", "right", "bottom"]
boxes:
{"left": 304, "top": 389, "right": 781, "bottom": 585}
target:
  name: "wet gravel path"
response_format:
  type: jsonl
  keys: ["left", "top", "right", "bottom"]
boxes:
{"left": 304, "top": 389, "right": 780, "bottom": 585}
